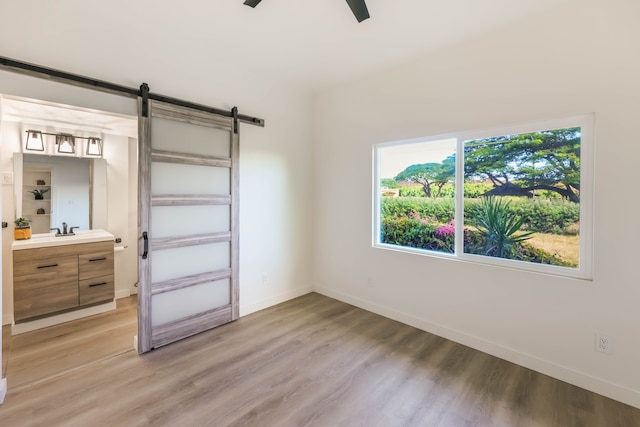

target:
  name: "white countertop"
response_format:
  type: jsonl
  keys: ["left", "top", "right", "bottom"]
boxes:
{"left": 12, "top": 229, "right": 115, "bottom": 250}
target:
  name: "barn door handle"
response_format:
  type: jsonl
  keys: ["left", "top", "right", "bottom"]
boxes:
{"left": 142, "top": 232, "right": 148, "bottom": 259}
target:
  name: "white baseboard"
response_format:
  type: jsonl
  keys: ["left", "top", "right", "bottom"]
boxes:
{"left": 240, "top": 285, "right": 313, "bottom": 317}
{"left": 0, "top": 378, "right": 6, "bottom": 405}
{"left": 115, "top": 289, "right": 131, "bottom": 299}
{"left": 315, "top": 286, "right": 640, "bottom": 410}
{"left": 11, "top": 301, "right": 117, "bottom": 335}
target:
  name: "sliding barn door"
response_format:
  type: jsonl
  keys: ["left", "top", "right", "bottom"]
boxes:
{"left": 137, "top": 99, "right": 239, "bottom": 353}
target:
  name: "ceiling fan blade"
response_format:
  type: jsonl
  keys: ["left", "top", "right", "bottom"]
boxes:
{"left": 345, "top": 0, "right": 370, "bottom": 22}
{"left": 243, "top": 0, "right": 262, "bottom": 7}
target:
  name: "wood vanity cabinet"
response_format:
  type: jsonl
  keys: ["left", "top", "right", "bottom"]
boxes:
{"left": 78, "top": 247, "right": 115, "bottom": 306}
{"left": 13, "top": 240, "right": 114, "bottom": 323}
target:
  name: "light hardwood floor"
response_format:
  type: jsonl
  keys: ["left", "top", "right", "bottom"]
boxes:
{"left": 2, "top": 295, "right": 137, "bottom": 389}
{"left": 1, "top": 292, "right": 639, "bottom": 426}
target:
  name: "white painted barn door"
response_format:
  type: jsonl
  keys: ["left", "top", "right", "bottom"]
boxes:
{"left": 137, "top": 99, "right": 239, "bottom": 353}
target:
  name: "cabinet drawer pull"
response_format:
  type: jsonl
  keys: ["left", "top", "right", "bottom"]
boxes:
{"left": 89, "top": 282, "right": 108, "bottom": 287}
{"left": 89, "top": 257, "right": 107, "bottom": 262}
{"left": 37, "top": 263, "right": 59, "bottom": 269}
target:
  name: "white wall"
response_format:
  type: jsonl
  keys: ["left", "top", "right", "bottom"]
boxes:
{"left": 1, "top": 120, "right": 22, "bottom": 325}
{"left": 312, "top": 0, "right": 640, "bottom": 408}
{"left": 103, "top": 133, "right": 138, "bottom": 298}
{"left": 237, "top": 91, "right": 314, "bottom": 315}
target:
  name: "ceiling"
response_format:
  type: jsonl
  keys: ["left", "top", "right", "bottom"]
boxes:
{"left": 1, "top": 96, "right": 138, "bottom": 138}
{"left": 0, "top": 1, "right": 563, "bottom": 94}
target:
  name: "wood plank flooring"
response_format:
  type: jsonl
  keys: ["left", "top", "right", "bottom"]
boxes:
{"left": 1, "top": 292, "right": 639, "bottom": 426}
{"left": 2, "top": 295, "right": 137, "bottom": 389}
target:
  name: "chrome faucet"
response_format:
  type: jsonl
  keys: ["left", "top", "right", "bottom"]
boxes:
{"left": 62, "top": 222, "right": 68, "bottom": 235}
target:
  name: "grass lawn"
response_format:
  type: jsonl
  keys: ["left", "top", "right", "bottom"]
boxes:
{"left": 527, "top": 233, "right": 579, "bottom": 266}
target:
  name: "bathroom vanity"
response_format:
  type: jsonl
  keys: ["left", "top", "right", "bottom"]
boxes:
{"left": 12, "top": 230, "right": 115, "bottom": 323}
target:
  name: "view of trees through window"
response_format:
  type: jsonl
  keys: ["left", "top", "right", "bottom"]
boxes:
{"left": 377, "top": 125, "right": 583, "bottom": 271}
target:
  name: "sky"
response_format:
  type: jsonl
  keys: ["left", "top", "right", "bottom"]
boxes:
{"left": 378, "top": 138, "right": 456, "bottom": 179}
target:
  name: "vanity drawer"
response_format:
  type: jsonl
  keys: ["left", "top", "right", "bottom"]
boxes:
{"left": 79, "top": 250, "right": 114, "bottom": 280}
{"left": 79, "top": 275, "right": 114, "bottom": 305}
{"left": 13, "top": 255, "right": 78, "bottom": 288}
{"left": 13, "top": 255, "right": 79, "bottom": 322}
{"left": 13, "top": 254, "right": 79, "bottom": 322}
{"left": 14, "top": 280, "right": 79, "bottom": 322}
{"left": 13, "top": 243, "right": 96, "bottom": 262}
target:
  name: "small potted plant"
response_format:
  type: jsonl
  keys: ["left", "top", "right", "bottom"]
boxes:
{"left": 29, "top": 188, "right": 49, "bottom": 200}
{"left": 14, "top": 217, "right": 32, "bottom": 240}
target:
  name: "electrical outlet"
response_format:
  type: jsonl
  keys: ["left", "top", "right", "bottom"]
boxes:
{"left": 2, "top": 172, "right": 12, "bottom": 185}
{"left": 596, "top": 333, "right": 611, "bottom": 354}
{"left": 262, "top": 273, "right": 269, "bottom": 285}
{"left": 366, "top": 277, "right": 373, "bottom": 288}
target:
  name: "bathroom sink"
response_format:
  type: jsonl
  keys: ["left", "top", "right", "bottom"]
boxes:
{"left": 12, "top": 229, "right": 115, "bottom": 250}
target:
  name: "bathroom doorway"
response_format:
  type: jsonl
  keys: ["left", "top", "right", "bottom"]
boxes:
{"left": 0, "top": 94, "right": 139, "bottom": 389}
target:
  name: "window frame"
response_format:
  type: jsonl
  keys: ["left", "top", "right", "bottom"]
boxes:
{"left": 373, "top": 114, "right": 594, "bottom": 280}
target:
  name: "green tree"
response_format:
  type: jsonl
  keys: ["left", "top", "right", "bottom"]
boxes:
{"left": 380, "top": 178, "right": 399, "bottom": 189}
{"left": 464, "top": 128, "right": 581, "bottom": 202}
{"left": 395, "top": 155, "right": 455, "bottom": 198}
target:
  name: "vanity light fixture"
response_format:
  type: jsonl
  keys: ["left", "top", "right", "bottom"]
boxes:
{"left": 24, "top": 130, "right": 102, "bottom": 157}
{"left": 86, "top": 137, "right": 103, "bottom": 156}
{"left": 25, "top": 130, "right": 45, "bottom": 151}
{"left": 56, "top": 133, "right": 76, "bottom": 154}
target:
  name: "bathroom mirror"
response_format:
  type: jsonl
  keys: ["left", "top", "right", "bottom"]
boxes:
{"left": 14, "top": 153, "right": 108, "bottom": 234}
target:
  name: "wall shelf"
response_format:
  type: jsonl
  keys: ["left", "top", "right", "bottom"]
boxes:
{"left": 22, "top": 168, "right": 52, "bottom": 234}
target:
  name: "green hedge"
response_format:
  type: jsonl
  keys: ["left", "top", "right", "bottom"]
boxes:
{"left": 380, "top": 220, "right": 574, "bottom": 267}
{"left": 381, "top": 217, "right": 454, "bottom": 253}
{"left": 381, "top": 197, "right": 579, "bottom": 235}
{"left": 399, "top": 187, "right": 424, "bottom": 197}
{"left": 510, "top": 199, "right": 580, "bottom": 234}
{"left": 381, "top": 198, "right": 455, "bottom": 224}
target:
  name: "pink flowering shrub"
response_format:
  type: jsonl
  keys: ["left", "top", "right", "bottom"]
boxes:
{"left": 408, "top": 211, "right": 430, "bottom": 225}
{"left": 381, "top": 213, "right": 454, "bottom": 253}
{"left": 435, "top": 221, "right": 455, "bottom": 237}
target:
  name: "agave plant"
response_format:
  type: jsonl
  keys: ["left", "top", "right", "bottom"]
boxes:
{"left": 475, "top": 196, "right": 534, "bottom": 258}
{"left": 14, "top": 217, "right": 31, "bottom": 227}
